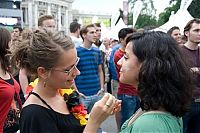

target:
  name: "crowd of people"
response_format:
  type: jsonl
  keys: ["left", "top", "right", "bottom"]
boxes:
{"left": 0, "top": 14, "right": 200, "bottom": 133}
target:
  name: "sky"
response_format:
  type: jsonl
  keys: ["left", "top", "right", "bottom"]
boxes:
{"left": 72, "top": 0, "right": 170, "bottom": 16}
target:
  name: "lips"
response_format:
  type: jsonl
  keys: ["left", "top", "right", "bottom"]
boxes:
{"left": 67, "top": 79, "right": 74, "bottom": 83}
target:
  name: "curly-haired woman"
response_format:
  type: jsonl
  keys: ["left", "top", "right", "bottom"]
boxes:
{"left": 117, "top": 31, "right": 193, "bottom": 132}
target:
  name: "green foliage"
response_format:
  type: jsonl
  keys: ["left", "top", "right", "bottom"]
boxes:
{"left": 157, "top": 0, "right": 200, "bottom": 26}
{"left": 135, "top": 14, "right": 157, "bottom": 29}
{"left": 128, "top": 0, "right": 157, "bottom": 29}
{"left": 128, "top": 0, "right": 199, "bottom": 29}
{"left": 128, "top": 13, "right": 157, "bottom": 29}
{"left": 157, "top": 0, "right": 180, "bottom": 26}
{"left": 188, "top": 0, "right": 200, "bottom": 18}
{"left": 128, "top": 0, "right": 156, "bottom": 16}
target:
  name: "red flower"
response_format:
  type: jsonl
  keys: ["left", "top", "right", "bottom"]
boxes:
{"left": 71, "top": 104, "right": 87, "bottom": 115}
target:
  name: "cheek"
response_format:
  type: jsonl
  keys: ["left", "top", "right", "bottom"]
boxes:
{"left": 120, "top": 63, "right": 139, "bottom": 86}
{"left": 49, "top": 73, "right": 67, "bottom": 85}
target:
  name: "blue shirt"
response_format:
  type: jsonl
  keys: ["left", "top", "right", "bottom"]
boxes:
{"left": 109, "top": 44, "right": 120, "bottom": 80}
{"left": 75, "top": 46, "right": 103, "bottom": 96}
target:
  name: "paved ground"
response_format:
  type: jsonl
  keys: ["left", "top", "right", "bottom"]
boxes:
{"left": 101, "top": 115, "right": 118, "bottom": 133}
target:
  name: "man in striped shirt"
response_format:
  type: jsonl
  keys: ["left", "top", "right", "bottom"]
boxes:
{"left": 75, "top": 24, "right": 104, "bottom": 113}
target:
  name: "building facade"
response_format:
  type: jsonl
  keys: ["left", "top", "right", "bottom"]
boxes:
{"left": 21, "top": 0, "right": 74, "bottom": 34}
{"left": 72, "top": 10, "right": 112, "bottom": 27}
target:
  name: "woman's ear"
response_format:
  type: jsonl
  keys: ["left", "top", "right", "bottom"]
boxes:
{"left": 37, "top": 67, "right": 48, "bottom": 79}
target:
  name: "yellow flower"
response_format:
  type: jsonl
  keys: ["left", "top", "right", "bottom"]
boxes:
{"left": 29, "top": 78, "right": 39, "bottom": 88}
{"left": 73, "top": 113, "right": 88, "bottom": 126}
{"left": 59, "top": 88, "right": 74, "bottom": 96}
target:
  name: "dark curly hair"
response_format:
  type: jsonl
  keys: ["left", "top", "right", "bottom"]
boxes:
{"left": 126, "top": 31, "right": 193, "bottom": 117}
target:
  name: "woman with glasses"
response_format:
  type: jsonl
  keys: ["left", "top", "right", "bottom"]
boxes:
{"left": 10, "top": 28, "right": 121, "bottom": 133}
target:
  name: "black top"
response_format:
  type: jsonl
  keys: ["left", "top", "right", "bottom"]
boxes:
{"left": 20, "top": 92, "right": 84, "bottom": 133}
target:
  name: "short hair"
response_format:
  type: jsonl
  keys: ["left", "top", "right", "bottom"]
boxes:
{"left": 10, "top": 29, "right": 74, "bottom": 75}
{"left": 0, "top": 28, "right": 11, "bottom": 72}
{"left": 184, "top": 18, "right": 200, "bottom": 38}
{"left": 80, "top": 24, "right": 94, "bottom": 40}
{"left": 13, "top": 26, "right": 23, "bottom": 33}
{"left": 118, "top": 28, "right": 136, "bottom": 40}
{"left": 93, "top": 23, "right": 101, "bottom": 27}
{"left": 70, "top": 22, "right": 81, "bottom": 33}
{"left": 167, "top": 26, "right": 180, "bottom": 35}
{"left": 126, "top": 31, "right": 193, "bottom": 117}
{"left": 38, "top": 15, "right": 54, "bottom": 27}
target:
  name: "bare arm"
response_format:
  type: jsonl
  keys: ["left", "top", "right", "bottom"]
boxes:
{"left": 19, "top": 68, "right": 29, "bottom": 95}
{"left": 99, "top": 64, "right": 105, "bottom": 91}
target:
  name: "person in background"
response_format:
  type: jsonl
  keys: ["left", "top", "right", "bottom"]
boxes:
{"left": 10, "top": 28, "right": 121, "bottom": 133}
{"left": 100, "top": 37, "right": 112, "bottom": 93}
{"left": 93, "top": 23, "right": 102, "bottom": 48}
{"left": 180, "top": 18, "right": 200, "bottom": 133}
{"left": 69, "top": 21, "right": 82, "bottom": 47}
{"left": 75, "top": 24, "right": 105, "bottom": 113}
{"left": 9, "top": 26, "right": 26, "bottom": 104}
{"left": 0, "top": 27, "right": 22, "bottom": 132}
{"left": 11, "top": 26, "right": 23, "bottom": 43}
{"left": 38, "top": 15, "right": 56, "bottom": 29}
{"left": 109, "top": 42, "right": 120, "bottom": 98}
{"left": 114, "top": 28, "right": 139, "bottom": 130}
{"left": 118, "top": 31, "right": 192, "bottom": 132}
{"left": 167, "top": 26, "right": 182, "bottom": 45}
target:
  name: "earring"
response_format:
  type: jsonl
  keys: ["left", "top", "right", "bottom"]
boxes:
{"left": 44, "top": 81, "right": 46, "bottom": 88}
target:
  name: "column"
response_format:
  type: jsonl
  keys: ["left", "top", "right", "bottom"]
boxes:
{"left": 65, "top": 8, "right": 69, "bottom": 34}
{"left": 58, "top": 6, "right": 61, "bottom": 31}
{"left": 28, "top": 2, "right": 33, "bottom": 28}
{"left": 47, "top": 3, "right": 51, "bottom": 15}
{"left": 34, "top": 3, "right": 38, "bottom": 28}
{"left": 24, "top": 8, "right": 28, "bottom": 25}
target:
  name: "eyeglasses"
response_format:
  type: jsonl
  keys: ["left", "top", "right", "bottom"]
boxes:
{"left": 53, "top": 57, "right": 80, "bottom": 75}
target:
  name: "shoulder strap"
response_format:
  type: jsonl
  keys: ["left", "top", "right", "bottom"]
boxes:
{"left": 29, "top": 92, "right": 54, "bottom": 111}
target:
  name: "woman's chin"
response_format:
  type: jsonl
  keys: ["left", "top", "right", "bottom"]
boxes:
{"left": 119, "top": 78, "right": 137, "bottom": 87}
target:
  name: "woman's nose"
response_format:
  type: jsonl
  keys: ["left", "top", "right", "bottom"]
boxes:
{"left": 117, "top": 56, "right": 124, "bottom": 66}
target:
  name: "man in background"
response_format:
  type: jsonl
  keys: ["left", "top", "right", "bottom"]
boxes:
{"left": 69, "top": 21, "right": 82, "bottom": 47}
{"left": 180, "top": 18, "right": 200, "bottom": 133}
{"left": 114, "top": 28, "right": 139, "bottom": 130}
{"left": 38, "top": 15, "right": 56, "bottom": 29}
{"left": 75, "top": 24, "right": 104, "bottom": 113}
{"left": 167, "top": 26, "right": 182, "bottom": 45}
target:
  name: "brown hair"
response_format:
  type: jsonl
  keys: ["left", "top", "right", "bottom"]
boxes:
{"left": 93, "top": 23, "right": 101, "bottom": 27}
{"left": 0, "top": 28, "right": 11, "bottom": 72}
{"left": 10, "top": 28, "right": 74, "bottom": 75}
{"left": 38, "top": 15, "right": 54, "bottom": 27}
{"left": 184, "top": 18, "right": 200, "bottom": 37}
{"left": 80, "top": 24, "right": 94, "bottom": 40}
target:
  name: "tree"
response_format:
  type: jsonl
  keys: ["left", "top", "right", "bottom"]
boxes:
{"left": 188, "top": 0, "right": 200, "bottom": 18}
{"left": 157, "top": 0, "right": 200, "bottom": 26}
{"left": 128, "top": 0, "right": 157, "bottom": 28}
{"left": 135, "top": 14, "right": 157, "bottom": 29}
{"left": 157, "top": 1, "right": 179, "bottom": 26}
{"left": 128, "top": 0, "right": 156, "bottom": 16}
